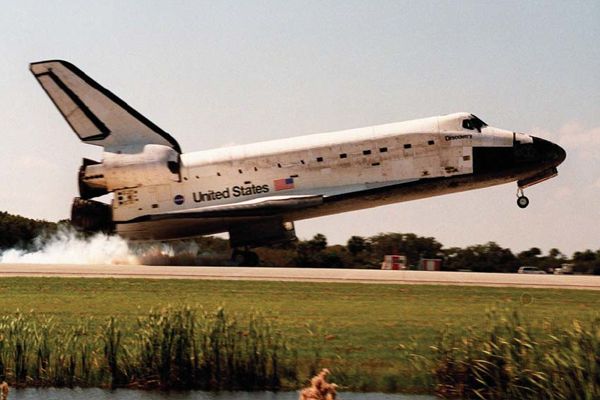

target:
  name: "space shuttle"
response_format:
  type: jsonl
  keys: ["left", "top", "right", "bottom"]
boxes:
{"left": 30, "top": 60, "right": 566, "bottom": 265}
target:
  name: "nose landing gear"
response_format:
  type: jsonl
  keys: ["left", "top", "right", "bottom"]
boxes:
{"left": 516, "top": 188, "right": 529, "bottom": 209}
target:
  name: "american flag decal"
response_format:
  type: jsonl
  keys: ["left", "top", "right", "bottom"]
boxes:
{"left": 274, "top": 177, "right": 295, "bottom": 191}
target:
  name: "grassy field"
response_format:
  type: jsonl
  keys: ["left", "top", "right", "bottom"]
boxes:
{"left": 0, "top": 277, "right": 598, "bottom": 392}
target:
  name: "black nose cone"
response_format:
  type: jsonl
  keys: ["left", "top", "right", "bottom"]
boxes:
{"left": 554, "top": 142, "right": 567, "bottom": 166}
{"left": 531, "top": 137, "right": 566, "bottom": 167}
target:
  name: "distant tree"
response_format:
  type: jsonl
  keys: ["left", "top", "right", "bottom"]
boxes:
{"left": 548, "top": 248, "right": 564, "bottom": 259}
{"left": 442, "top": 247, "right": 462, "bottom": 270}
{"left": 308, "top": 233, "right": 328, "bottom": 252}
{"left": 445, "top": 242, "right": 518, "bottom": 273}
{"left": 573, "top": 250, "right": 596, "bottom": 263}
{"left": 319, "top": 251, "right": 344, "bottom": 268}
{"left": 516, "top": 247, "right": 543, "bottom": 268}
{"left": 595, "top": 250, "right": 600, "bottom": 275}
{"left": 538, "top": 247, "right": 566, "bottom": 270}
{"left": 518, "top": 247, "right": 542, "bottom": 259}
{"left": 0, "top": 211, "right": 58, "bottom": 250}
{"left": 347, "top": 236, "right": 367, "bottom": 256}
{"left": 572, "top": 249, "right": 600, "bottom": 274}
{"left": 293, "top": 234, "right": 330, "bottom": 267}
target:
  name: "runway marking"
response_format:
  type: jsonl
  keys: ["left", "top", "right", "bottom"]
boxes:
{"left": 1, "top": 264, "right": 599, "bottom": 290}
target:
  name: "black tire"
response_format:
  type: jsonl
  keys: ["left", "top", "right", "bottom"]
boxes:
{"left": 517, "top": 196, "right": 529, "bottom": 209}
{"left": 231, "top": 249, "right": 245, "bottom": 265}
{"left": 245, "top": 251, "right": 260, "bottom": 267}
{"left": 231, "top": 250, "right": 260, "bottom": 266}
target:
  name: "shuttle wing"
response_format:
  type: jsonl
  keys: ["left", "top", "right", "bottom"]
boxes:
{"left": 30, "top": 60, "right": 181, "bottom": 152}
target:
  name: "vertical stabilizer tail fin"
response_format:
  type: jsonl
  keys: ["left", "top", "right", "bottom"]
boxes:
{"left": 30, "top": 60, "right": 181, "bottom": 152}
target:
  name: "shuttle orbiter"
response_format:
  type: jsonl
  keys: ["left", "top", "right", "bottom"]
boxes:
{"left": 30, "top": 60, "right": 566, "bottom": 265}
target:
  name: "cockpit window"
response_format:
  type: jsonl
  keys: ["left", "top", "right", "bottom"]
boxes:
{"left": 462, "top": 114, "right": 487, "bottom": 132}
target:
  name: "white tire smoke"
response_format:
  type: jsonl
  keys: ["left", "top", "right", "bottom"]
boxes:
{"left": 0, "top": 227, "right": 138, "bottom": 264}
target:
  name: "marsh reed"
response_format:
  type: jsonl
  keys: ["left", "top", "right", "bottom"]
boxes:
{"left": 0, "top": 307, "right": 298, "bottom": 390}
{"left": 432, "top": 307, "right": 600, "bottom": 399}
{"left": 1, "top": 304, "right": 597, "bottom": 396}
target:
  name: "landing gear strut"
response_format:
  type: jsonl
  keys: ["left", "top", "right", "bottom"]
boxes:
{"left": 516, "top": 188, "right": 529, "bottom": 209}
{"left": 231, "top": 248, "right": 259, "bottom": 266}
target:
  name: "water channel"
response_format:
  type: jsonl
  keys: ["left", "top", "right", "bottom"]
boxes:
{"left": 9, "top": 388, "right": 435, "bottom": 400}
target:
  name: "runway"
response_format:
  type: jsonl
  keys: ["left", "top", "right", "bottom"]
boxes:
{"left": 0, "top": 263, "right": 599, "bottom": 290}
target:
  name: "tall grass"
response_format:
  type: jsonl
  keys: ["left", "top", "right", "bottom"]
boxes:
{"left": 1, "top": 305, "right": 597, "bottom": 396}
{"left": 432, "top": 307, "right": 600, "bottom": 399}
{"left": 0, "top": 307, "right": 300, "bottom": 390}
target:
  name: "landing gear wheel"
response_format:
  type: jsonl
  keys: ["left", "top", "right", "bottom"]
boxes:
{"left": 516, "top": 187, "right": 529, "bottom": 209}
{"left": 231, "top": 249, "right": 260, "bottom": 266}
{"left": 245, "top": 251, "right": 259, "bottom": 266}
{"left": 231, "top": 249, "right": 245, "bottom": 265}
{"left": 517, "top": 195, "right": 529, "bottom": 209}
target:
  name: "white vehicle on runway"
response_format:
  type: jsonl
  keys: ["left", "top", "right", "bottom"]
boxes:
{"left": 518, "top": 266, "right": 546, "bottom": 274}
{"left": 30, "top": 60, "right": 566, "bottom": 265}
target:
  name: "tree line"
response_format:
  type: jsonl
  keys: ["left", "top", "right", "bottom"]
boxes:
{"left": 1, "top": 211, "right": 599, "bottom": 274}
{"left": 253, "top": 233, "right": 600, "bottom": 274}
{"left": 0, "top": 211, "right": 59, "bottom": 251}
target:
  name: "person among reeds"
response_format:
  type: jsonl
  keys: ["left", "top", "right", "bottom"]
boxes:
{"left": 299, "top": 368, "right": 338, "bottom": 400}
{"left": 0, "top": 381, "right": 8, "bottom": 400}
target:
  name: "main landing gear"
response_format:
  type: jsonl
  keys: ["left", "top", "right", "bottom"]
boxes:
{"left": 231, "top": 248, "right": 259, "bottom": 266}
{"left": 516, "top": 188, "right": 529, "bottom": 209}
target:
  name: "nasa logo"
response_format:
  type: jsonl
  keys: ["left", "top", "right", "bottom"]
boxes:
{"left": 173, "top": 194, "right": 185, "bottom": 205}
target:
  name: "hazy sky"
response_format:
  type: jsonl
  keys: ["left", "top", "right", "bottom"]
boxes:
{"left": 1, "top": 1, "right": 598, "bottom": 255}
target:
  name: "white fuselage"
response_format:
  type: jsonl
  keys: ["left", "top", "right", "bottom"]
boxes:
{"left": 112, "top": 112, "right": 526, "bottom": 230}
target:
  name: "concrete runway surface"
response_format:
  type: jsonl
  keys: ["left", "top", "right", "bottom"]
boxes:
{"left": 0, "top": 264, "right": 599, "bottom": 290}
